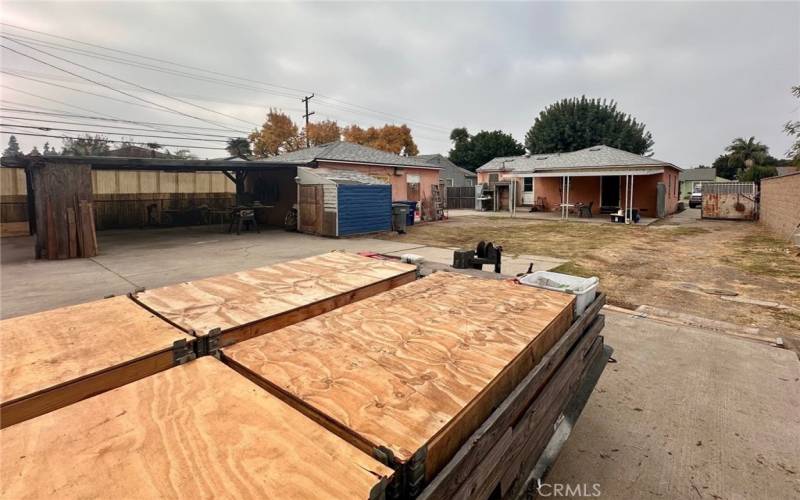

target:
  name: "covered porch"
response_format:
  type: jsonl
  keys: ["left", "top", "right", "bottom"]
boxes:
{"left": 515, "top": 166, "right": 669, "bottom": 223}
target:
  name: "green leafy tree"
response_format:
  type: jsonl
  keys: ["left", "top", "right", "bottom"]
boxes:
{"left": 784, "top": 85, "right": 800, "bottom": 163}
{"left": 61, "top": 134, "right": 111, "bottom": 156}
{"left": 525, "top": 96, "right": 654, "bottom": 155}
{"left": 3, "top": 135, "right": 21, "bottom": 156}
{"left": 738, "top": 165, "right": 777, "bottom": 184}
{"left": 712, "top": 154, "right": 736, "bottom": 180}
{"left": 448, "top": 128, "right": 525, "bottom": 171}
{"left": 226, "top": 137, "right": 252, "bottom": 158}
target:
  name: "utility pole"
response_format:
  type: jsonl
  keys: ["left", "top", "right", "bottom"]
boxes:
{"left": 301, "top": 93, "right": 315, "bottom": 147}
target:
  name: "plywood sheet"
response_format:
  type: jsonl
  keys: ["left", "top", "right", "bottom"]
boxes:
{"left": 0, "top": 295, "right": 192, "bottom": 407}
{"left": 222, "top": 271, "right": 575, "bottom": 480}
{"left": 0, "top": 357, "right": 392, "bottom": 499}
{"left": 133, "top": 251, "right": 417, "bottom": 339}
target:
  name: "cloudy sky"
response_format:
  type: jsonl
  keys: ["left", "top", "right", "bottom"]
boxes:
{"left": 1, "top": 1, "right": 797, "bottom": 166}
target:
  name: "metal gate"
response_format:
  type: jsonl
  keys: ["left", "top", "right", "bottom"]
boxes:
{"left": 701, "top": 182, "right": 757, "bottom": 220}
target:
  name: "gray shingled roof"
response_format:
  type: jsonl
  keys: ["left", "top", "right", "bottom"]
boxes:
{"left": 273, "top": 142, "right": 441, "bottom": 169}
{"left": 476, "top": 145, "right": 678, "bottom": 172}
{"left": 417, "top": 154, "right": 477, "bottom": 177}
{"left": 679, "top": 168, "right": 718, "bottom": 182}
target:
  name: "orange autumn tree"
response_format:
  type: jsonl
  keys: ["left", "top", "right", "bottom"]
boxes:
{"left": 342, "top": 124, "right": 419, "bottom": 156}
{"left": 249, "top": 109, "right": 419, "bottom": 157}
{"left": 305, "top": 120, "right": 342, "bottom": 146}
{"left": 249, "top": 109, "right": 303, "bottom": 157}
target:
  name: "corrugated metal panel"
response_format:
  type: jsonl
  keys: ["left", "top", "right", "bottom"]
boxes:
{"left": 337, "top": 184, "right": 391, "bottom": 236}
{"left": 94, "top": 171, "right": 118, "bottom": 194}
{"left": 117, "top": 171, "right": 139, "bottom": 193}
{"left": 0, "top": 168, "right": 26, "bottom": 195}
{"left": 140, "top": 171, "right": 158, "bottom": 192}
{"left": 159, "top": 172, "right": 178, "bottom": 193}
{"left": 702, "top": 182, "right": 756, "bottom": 195}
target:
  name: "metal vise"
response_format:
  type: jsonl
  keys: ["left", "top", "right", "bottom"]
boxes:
{"left": 452, "top": 241, "right": 503, "bottom": 273}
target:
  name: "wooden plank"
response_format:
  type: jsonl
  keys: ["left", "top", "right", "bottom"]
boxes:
{"left": 78, "top": 200, "right": 96, "bottom": 257}
{"left": 66, "top": 207, "right": 77, "bottom": 258}
{"left": 45, "top": 199, "right": 57, "bottom": 259}
{"left": 87, "top": 201, "right": 98, "bottom": 254}
{"left": 222, "top": 272, "right": 575, "bottom": 485}
{"left": 502, "top": 336, "right": 605, "bottom": 499}
{"left": 419, "top": 293, "right": 606, "bottom": 499}
{"left": 0, "top": 296, "right": 192, "bottom": 428}
{"left": 74, "top": 195, "right": 85, "bottom": 257}
{"left": 133, "top": 251, "right": 417, "bottom": 343}
{"left": 0, "top": 357, "right": 392, "bottom": 499}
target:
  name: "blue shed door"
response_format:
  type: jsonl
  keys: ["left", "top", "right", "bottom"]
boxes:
{"left": 337, "top": 184, "right": 392, "bottom": 236}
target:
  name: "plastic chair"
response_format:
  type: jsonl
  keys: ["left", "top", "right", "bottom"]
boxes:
{"left": 228, "top": 208, "right": 259, "bottom": 235}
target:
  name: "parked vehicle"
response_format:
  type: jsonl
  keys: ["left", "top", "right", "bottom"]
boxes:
{"left": 689, "top": 190, "right": 703, "bottom": 208}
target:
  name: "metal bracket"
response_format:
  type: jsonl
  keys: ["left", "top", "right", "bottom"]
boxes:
{"left": 373, "top": 445, "right": 398, "bottom": 468}
{"left": 194, "top": 327, "right": 222, "bottom": 358}
{"left": 406, "top": 446, "right": 428, "bottom": 497}
{"left": 172, "top": 338, "right": 196, "bottom": 365}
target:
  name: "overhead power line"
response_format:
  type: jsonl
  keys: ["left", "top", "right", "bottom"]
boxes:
{"left": 1, "top": 84, "right": 122, "bottom": 120}
{"left": 0, "top": 23, "right": 452, "bottom": 134}
{"left": 0, "top": 107, "right": 250, "bottom": 133}
{"left": 0, "top": 123, "right": 228, "bottom": 144}
{"left": 0, "top": 128, "right": 228, "bottom": 151}
{"left": 1, "top": 34, "right": 306, "bottom": 101}
{"left": 0, "top": 37, "right": 253, "bottom": 132}
{"left": 0, "top": 115, "right": 236, "bottom": 139}
{"left": 1, "top": 68, "right": 305, "bottom": 115}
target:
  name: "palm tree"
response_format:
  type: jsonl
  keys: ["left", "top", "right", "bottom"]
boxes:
{"left": 725, "top": 137, "right": 768, "bottom": 174}
{"left": 226, "top": 137, "right": 252, "bottom": 159}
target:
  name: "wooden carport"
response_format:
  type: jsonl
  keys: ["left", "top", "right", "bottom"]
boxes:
{"left": 0, "top": 155, "right": 311, "bottom": 260}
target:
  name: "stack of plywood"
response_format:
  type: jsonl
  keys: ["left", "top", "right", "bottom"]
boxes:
{"left": 221, "top": 271, "right": 575, "bottom": 495}
{"left": 0, "top": 296, "right": 194, "bottom": 428}
{"left": 0, "top": 357, "right": 393, "bottom": 499}
{"left": 0, "top": 251, "right": 595, "bottom": 499}
{"left": 133, "top": 251, "right": 417, "bottom": 348}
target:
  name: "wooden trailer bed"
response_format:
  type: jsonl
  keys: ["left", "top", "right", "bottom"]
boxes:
{"left": 0, "top": 295, "right": 194, "bottom": 428}
{"left": 133, "top": 251, "right": 416, "bottom": 349}
{"left": 221, "top": 271, "right": 576, "bottom": 495}
{"left": 0, "top": 356, "right": 392, "bottom": 500}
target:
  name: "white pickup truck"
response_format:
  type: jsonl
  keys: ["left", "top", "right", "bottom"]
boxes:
{"left": 689, "top": 189, "right": 703, "bottom": 208}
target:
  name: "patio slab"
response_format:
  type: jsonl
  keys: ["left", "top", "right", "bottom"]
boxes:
{"left": 446, "top": 208, "right": 658, "bottom": 226}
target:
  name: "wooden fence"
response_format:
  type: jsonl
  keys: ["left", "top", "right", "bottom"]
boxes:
{"left": 445, "top": 186, "right": 475, "bottom": 209}
{"left": 1, "top": 168, "right": 236, "bottom": 229}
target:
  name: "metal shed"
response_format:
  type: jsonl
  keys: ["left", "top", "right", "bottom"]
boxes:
{"left": 296, "top": 167, "right": 392, "bottom": 237}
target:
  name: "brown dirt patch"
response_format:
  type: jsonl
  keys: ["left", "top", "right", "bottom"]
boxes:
{"left": 379, "top": 215, "right": 800, "bottom": 341}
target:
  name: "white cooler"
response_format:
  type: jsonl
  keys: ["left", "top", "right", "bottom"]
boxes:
{"left": 518, "top": 271, "right": 599, "bottom": 319}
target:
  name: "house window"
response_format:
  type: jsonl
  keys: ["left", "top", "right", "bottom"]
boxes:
{"left": 465, "top": 179, "right": 474, "bottom": 187}
{"left": 489, "top": 173, "right": 499, "bottom": 183}
{"left": 523, "top": 177, "right": 533, "bottom": 192}
{"left": 406, "top": 173, "right": 421, "bottom": 201}
{"left": 446, "top": 178, "right": 454, "bottom": 187}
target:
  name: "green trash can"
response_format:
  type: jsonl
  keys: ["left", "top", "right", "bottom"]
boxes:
{"left": 392, "top": 203, "right": 408, "bottom": 233}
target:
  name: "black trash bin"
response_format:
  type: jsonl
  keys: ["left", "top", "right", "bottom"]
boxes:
{"left": 391, "top": 203, "right": 408, "bottom": 233}
{"left": 400, "top": 200, "right": 417, "bottom": 226}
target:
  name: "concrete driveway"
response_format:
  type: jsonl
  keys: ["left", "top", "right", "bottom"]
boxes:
{"left": 547, "top": 309, "right": 800, "bottom": 499}
{"left": 0, "top": 226, "right": 563, "bottom": 318}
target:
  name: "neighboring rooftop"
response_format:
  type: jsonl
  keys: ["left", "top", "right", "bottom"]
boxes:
{"left": 273, "top": 142, "right": 441, "bottom": 169}
{"left": 775, "top": 165, "right": 799, "bottom": 177}
{"left": 679, "top": 167, "right": 719, "bottom": 182}
{"left": 416, "top": 154, "right": 477, "bottom": 177}
{"left": 476, "top": 145, "right": 679, "bottom": 172}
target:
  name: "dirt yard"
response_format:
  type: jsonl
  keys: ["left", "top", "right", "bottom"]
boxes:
{"left": 379, "top": 210, "right": 800, "bottom": 346}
